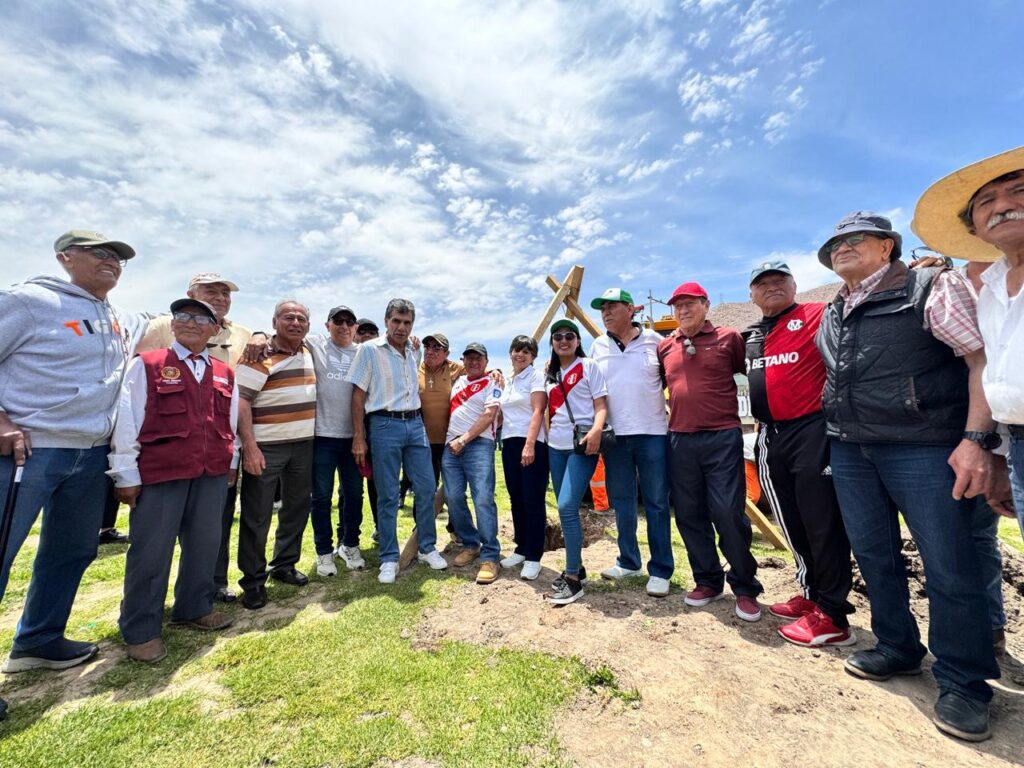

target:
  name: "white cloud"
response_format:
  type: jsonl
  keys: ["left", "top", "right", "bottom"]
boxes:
{"left": 678, "top": 68, "right": 758, "bottom": 122}
{"left": 763, "top": 111, "right": 790, "bottom": 143}
{"left": 682, "top": 130, "right": 704, "bottom": 145}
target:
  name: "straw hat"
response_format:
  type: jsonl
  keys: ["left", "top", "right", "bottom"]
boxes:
{"left": 911, "top": 146, "right": 1024, "bottom": 262}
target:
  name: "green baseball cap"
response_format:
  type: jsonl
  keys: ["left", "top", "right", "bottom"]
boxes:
{"left": 749, "top": 260, "right": 793, "bottom": 285}
{"left": 550, "top": 318, "right": 581, "bottom": 336}
{"left": 590, "top": 287, "right": 634, "bottom": 309}
{"left": 54, "top": 229, "right": 136, "bottom": 261}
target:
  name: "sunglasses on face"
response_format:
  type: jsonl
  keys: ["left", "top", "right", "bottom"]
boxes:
{"left": 826, "top": 233, "right": 879, "bottom": 254}
{"left": 551, "top": 332, "right": 577, "bottom": 342}
{"left": 71, "top": 246, "right": 128, "bottom": 267}
{"left": 684, "top": 338, "right": 696, "bottom": 357}
{"left": 172, "top": 311, "right": 218, "bottom": 326}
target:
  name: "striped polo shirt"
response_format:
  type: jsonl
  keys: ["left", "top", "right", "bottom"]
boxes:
{"left": 236, "top": 345, "right": 316, "bottom": 444}
{"left": 347, "top": 336, "right": 422, "bottom": 413}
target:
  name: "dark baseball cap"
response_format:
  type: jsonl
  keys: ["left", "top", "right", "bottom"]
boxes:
{"left": 423, "top": 333, "right": 450, "bottom": 350}
{"left": 462, "top": 342, "right": 488, "bottom": 357}
{"left": 818, "top": 211, "right": 903, "bottom": 268}
{"left": 54, "top": 229, "right": 136, "bottom": 261}
{"left": 170, "top": 297, "right": 219, "bottom": 322}
{"left": 749, "top": 260, "right": 794, "bottom": 285}
{"left": 550, "top": 318, "right": 581, "bottom": 336}
{"left": 328, "top": 305, "right": 357, "bottom": 323}
{"left": 356, "top": 317, "right": 378, "bottom": 333}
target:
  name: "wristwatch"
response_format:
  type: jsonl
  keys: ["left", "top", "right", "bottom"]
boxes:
{"left": 963, "top": 430, "right": 1002, "bottom": 451}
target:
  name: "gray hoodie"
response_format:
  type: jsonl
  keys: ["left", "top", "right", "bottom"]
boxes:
{"left": 0, "top": 276, "right": 149, "bottom": 449}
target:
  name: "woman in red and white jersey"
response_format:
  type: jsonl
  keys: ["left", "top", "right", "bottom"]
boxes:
{"left": 544, "top": 319, "right": 608, "bottom": 605}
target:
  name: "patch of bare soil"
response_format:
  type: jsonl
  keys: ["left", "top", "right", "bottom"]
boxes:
{"left": 422, "top": 532, "right": 1024, "bottom": 768}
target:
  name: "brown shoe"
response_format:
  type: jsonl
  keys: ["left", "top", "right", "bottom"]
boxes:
{"left": 126, "top": 638, "right": 167, "bottom": 663}
{"left": 476, "top": 561, "right": 499, "bottom": 584}
{"left": 172, "top": 612, "right": 234, "bottom": 632}
{"left": 452, "top": 547, "right": 480, "bottom": 567}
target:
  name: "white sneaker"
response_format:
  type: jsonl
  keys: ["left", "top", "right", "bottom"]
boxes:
{"left": 337, "top": 545, "right": 366, "bottom": 570}
{"left": 418, "top": 549, "right": 449, "bottom": 570}
{"left": 500, "top": 553, "right": 526, "bottom": 569}
{"left": 600, "top": 564, "right": 643, "bottom": 580}
{"left": 646, "top": 576, "right": 670, "bottom": 597}
{"left": 520, "top": 561, "right": 542, "bottom": 580}
{"left": 378, "top": 562, "right": 399, "bottom": 584}
{"left": 315, "top": 553, "right": 337, "bottom": 577}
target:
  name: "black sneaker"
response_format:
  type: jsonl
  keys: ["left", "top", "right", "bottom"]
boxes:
{"left": 933, "top": 691, "right": 991, "bottom": 742}
{"left": 548, "top": 575, "right": 585, "bottom": 606}
{"left": 98, "top": 528, "right": 129, "bottom": 545}
{"left": 559, "top": 567, "right": 588, "bottom": 585}
{"left": 214, "top": 587, "right": 237, "bottom": 604}
{"left": 271, "top": 567, "right": 309, "bottom": 586}
{"left": 3, "top": 637, "right": 99, "bottom": 673}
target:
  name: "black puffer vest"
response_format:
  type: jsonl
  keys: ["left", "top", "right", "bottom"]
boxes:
{"left": 815, "top": 262, "right": 968, "bottom": 445}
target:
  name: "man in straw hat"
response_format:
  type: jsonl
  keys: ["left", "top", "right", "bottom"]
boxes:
{"left": 815, "top": 211, "right": 999, "bottom": 742}
{"left": 913, "top": 146, "right": 1024, "bottom": 525}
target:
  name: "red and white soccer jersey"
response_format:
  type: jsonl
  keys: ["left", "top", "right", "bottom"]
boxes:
{"left": 446, "top": 375, "right": 502, "bottom": 442}
{"left": 545, "top": 358, "right": 608, "bottom": 451}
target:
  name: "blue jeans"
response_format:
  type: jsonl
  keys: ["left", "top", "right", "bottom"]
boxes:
{"left": 442, "top": 439, "right": 500, "bottom": 561}
{"left": 548, "top": 448, "right": 598, "bottom": 577}
{"left": 967, "top": 496, "right": 1005, "bottom": 630}
{"left": 310, "top": 436, "right": 365, "bottom": 554}
{"left": 1010, "top": 436, "right": 1024, "bottom": 539}
{"left": 368, "top": 414, "right": 438, "bottom": 564}
{"left": 602, "top": 434, "right": 674, "bottom": 579}
{"left": 830, "top": 440, "right": 998, "bottom": 703}
{"left": 0, "top": 447, "right": 108, "bottom": 651}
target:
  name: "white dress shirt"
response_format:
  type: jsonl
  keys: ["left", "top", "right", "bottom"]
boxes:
{"left": 979, "top": 256, "right": 1024, "bottom": 425}
{"left": 108, "top": 342, "right": 240, "bottom": 487}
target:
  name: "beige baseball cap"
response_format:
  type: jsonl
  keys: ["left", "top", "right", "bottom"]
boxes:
{"left": 188, "top": 272, "right": 239, "bottom": 291}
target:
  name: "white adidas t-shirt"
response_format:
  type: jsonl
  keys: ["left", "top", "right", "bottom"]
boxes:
{"left": 446, "top": 375, "right": 502, "bottom": 443}
{"left": 545, "top": 358, "right": 608, "bottom": 451}
{"left": 498, "top": 364, "right": 547, "bottom": 441}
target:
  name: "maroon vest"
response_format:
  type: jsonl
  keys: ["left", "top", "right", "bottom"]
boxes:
{"left": 137, "top": 348, "right": 235, "bottom": 484}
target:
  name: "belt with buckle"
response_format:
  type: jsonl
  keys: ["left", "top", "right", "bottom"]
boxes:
{"left": 1008, "top": 424, "right": 1024, "bottom": 440}
{"left": 373, "top": 408, "right": 422, "bottom": 420}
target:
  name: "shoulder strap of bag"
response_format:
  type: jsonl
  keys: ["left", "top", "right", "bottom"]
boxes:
{"left": 557, "top": 368, "right": 577, "bottom": 425}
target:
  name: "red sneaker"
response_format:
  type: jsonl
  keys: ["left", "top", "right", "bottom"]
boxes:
{"left": 684, "top": 585, "right": 725, "bottom": 607}
{"left": 778, "top": 609, "right": 856, "bottom": 647}
{"left": 735, "top": 595, "right": 762, "bottom": 622}
{"left": 768, "top": 594, "right": 817, "bottom": 619}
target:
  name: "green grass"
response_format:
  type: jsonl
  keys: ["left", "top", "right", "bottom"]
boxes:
{"left": 2, "top": 455, "right": 1019, "bottom": 768}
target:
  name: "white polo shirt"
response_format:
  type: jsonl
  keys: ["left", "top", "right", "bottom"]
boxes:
{"left": 545, "top": 358, "right": 608, "bottom": 451}
{"left": 498, "top": 364, "right": 547, "bottom": 441}
{"left": 979, "top": 256, "right": 1024, "bottom": 425}
{"left": 589, "top": 326, "right": 668, "bottom": 436}
{"left": 446, "top": 375, "right": 502, "bottom": 442}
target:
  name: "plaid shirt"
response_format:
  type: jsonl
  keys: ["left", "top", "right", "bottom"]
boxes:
{"left": 840, "top": 263, "right": 983, "bottom": 357}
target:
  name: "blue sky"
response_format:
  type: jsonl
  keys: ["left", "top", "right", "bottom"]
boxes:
{"left": 2, "top": 0, "right": 1022, "bottom": 363}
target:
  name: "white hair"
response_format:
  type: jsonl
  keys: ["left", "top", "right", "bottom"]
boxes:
{"left": 274, "top": 298, "right": 310, "bottom": 319}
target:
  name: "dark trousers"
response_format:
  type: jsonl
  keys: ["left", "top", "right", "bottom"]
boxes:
{"left": 102, "top": 476, "right": 119, "bottom": 529}
{"left": 500, "top": 437, "right": 549, "bottom": 562}
{"left": 213, "top": 479, "right": 238, "bottom": 589}
{"left": 669, "top": 428, "right": 761, "bottom": 597}
{"left": 238, "top": 440, "right": 313, "bottom": 591}
{"left": 755, "top": 413, "right": 853, "bottom": 625}
{"left": 830, "top": 440, "right": 998, "bottom": 703}
{"left": 310, "top": 436, "right": 364, "bottom": 554}
{"left": 119, "top": 474, "right": 227, "bottom": 644}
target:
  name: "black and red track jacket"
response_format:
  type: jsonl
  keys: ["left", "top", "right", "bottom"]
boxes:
{"left": 743, "top": 302, "right": 827, "bottom": 424}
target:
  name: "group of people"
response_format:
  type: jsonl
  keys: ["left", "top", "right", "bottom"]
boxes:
{"left": 0, "top": 147, "right": 1022, "bottom": 741}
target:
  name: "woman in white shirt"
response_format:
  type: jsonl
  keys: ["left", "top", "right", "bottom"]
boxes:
{"left": 497, "top": 335, "right": 549, "bottom": 580}
{"left": 544, "top": 319, "right": 608, "bottom": 605}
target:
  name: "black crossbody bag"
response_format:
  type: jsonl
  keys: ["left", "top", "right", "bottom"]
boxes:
{"left": 557, "top": 369, "right": 615, "bottom": 455}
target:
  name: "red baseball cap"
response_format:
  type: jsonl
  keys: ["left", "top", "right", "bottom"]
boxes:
{"left": 667, "top": 282, "right": 708, "bottom": 304}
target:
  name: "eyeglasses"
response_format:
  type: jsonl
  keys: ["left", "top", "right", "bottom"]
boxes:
{"left": 684, "top": 338, "right": 696, "bottom": 357}
{"left": 70, "top": 246, "right": 128, "bottom": 267}
{"left": 826, "top": 233, "right": 879, "bottom": 254}
{"left": 552, "top": 332, "right": 577, "bottom": 342}
{"left": 172, "top": 311, "right": 218, "bottom": 326}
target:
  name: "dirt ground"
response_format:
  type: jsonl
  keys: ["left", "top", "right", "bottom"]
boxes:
{"left": 419, "top": 517, "right": 1024, "bottom": 768}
